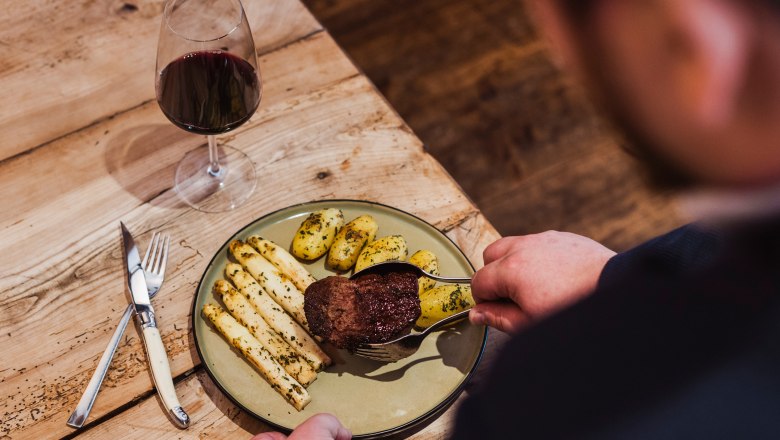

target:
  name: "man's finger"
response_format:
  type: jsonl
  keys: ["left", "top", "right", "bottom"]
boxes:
{"left": 482, "top": 236, "right": 520, "bottom": 265}
{"left": 288, "top": 413, "right": 352, "bottom": 440}
{"left": 471, "top": 255, "right": 519, "bottom": 303}
{"left": 469, "top": 302, "right": 529, "bottom": 334}
{"left": 252, "top": 432, "right": 287, "bottom": 440}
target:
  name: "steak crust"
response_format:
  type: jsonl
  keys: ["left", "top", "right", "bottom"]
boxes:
{"left": 304, "top": 270, "right": 420, "bottom": 350}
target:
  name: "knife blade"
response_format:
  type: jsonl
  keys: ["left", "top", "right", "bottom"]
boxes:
{"left": 120, "top": 222, "right": 190, "bottom": 429}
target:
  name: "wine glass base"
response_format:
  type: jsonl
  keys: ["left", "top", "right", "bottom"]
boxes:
{"left": 174, "top": 144, "right": 257, "bottom": 213}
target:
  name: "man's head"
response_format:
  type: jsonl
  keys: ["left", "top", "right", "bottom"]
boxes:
{"left": 530, "top": 0, "right": 780, "bottom": 191}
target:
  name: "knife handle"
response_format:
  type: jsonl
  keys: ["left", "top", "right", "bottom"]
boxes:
{"left": 140, "top": 325, "right": 190, "bottom": 429}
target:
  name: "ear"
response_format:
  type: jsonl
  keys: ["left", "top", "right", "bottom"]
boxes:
{"left": 526, "top": 1, "right": 578, "bottom": 71}
{"left": 664, "top": 0, "right": 751, "bottom": 127}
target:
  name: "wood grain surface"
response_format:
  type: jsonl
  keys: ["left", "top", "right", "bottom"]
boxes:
{"left": 1, "top": 0, "right": 688, "bottom": 438}
{"left": 302, "top": 0, "right": 684, "bottom": 250}
{"left": 0, "top": 1, "right": 504, "bottom": 439}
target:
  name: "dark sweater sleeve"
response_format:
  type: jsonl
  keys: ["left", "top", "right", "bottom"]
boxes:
{"left": 451, "top": 219, "right": 780, "bottom": 440}
{"left": 598, "top": 223, "right": 722, "bottom": 289}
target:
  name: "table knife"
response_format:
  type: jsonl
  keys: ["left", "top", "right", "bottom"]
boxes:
{"left": 120, "top": 222, "right": 190, "bottom": 429}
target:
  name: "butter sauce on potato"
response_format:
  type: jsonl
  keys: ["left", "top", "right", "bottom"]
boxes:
{"left": 408, "top": 249, "right": 440, "bottom": 294}
{"left": 416, "top": 284, "right": 474, "bottom": 328}
{"left": 354, "top": 235, "right": 408, "bottom": 273}
{"left": 291, "top": 208, "right": 344, "bottom": 260}
{"left": 326, "top": 214, "right": 379, "bottom": 271}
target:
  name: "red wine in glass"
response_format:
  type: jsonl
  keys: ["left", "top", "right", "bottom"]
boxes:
{"left": 157, "top": 51, "right": 260, "bottom": 135}
{"left": 156, "top": 0, "right": 261, "bottom": 213}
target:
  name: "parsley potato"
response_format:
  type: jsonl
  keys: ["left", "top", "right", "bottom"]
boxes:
{"left": 326, "top": 214, "right": 379, "bottom": 271}
{"left": 354, "top": 235, "right": 408, "bottom": 273}
{"left": 408, "top": 249, "right": 440, "bottom": 294}
{"left": 416, "top": 284, "right": 475, "bottom": 328}
{"left": 291, "top": 208, "right": 344, "bottom": 261}
{"left": 202, "top": 303, "right": 311, "bottom": 411}
{"left": 229, "top": 240, "right": 309, "bottom": 330}
{"left": 214, "top": 280, "right": 317, "bottom": 387}
{"left": 246, "top": 235, "right": 316, "bottom": 292}
{"left": 225, "top": 263, "right": 331, "bottom": 370}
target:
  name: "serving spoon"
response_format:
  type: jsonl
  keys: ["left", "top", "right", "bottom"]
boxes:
{"left": 349, "top": 260, "right": 472, "bottom": 284}
{"left": 348, "top": 260, "right": 473, "bottom": 362}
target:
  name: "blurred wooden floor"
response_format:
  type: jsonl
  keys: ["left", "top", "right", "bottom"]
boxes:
{"left": 302, "top": 0, "right": 682, "bottom": 251}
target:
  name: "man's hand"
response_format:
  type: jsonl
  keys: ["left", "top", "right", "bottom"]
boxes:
{"left": 469, "top": 231, "right": 616, "bottom": 333}
{"left": 251, "top": 413, "right": 351, "bottom": 440}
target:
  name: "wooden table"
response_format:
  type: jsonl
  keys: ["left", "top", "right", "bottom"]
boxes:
{"left": 0, "top": 1, "right": 505, "bottom": 438}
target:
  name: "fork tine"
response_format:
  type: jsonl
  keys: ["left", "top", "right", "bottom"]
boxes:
{"left": 153, "top": 234, "right": 164, "bottom": 273}
{"left": 157, "top": 234, "right": 170, "bottom": 277}
{"left": 354, "top": 348, "right": 394, "bottom": 361}
{"left": 353, "top": 348, "right": 377, "bottom": 356}
{"left": 152, "top": 234, "right": 165, "bottom": 273}
{"left": 142, "top": 232, "right": 158, "bottom": 269}
{"left": 353, "top": 349, "right": 375, "bottom": 356}
{"left": 369, "top": 354, "right": 398, "bottom": 362}
{"left": 146, "top": 232, "right": 160, "bottom": 271}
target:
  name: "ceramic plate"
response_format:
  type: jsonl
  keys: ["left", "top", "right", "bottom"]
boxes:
{"left": 192, "top": 200, "right": 487, "bottom": 438}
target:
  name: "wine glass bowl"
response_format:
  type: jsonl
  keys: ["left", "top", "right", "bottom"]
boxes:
{"left": 156, "top": 0, "right": 261, "bottom": 212}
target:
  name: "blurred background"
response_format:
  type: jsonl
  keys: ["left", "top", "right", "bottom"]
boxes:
{"left": 302, "top": 0, "right": 682, "bottom": 251}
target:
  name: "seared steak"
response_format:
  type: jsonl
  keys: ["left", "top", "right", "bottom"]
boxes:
{"left": 304, "top": 271, "right": 420, "bottom": 350}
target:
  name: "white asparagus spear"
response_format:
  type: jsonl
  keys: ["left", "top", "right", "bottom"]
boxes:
{"left": 225, "top": 263, "right": 331, "bottom": 370}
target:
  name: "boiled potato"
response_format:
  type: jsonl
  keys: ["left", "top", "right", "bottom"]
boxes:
{"left": 408, "top": 249, "right": 439, "bottom": 294}
{"left": 416, "top": 284, "right": 474, "bottom": 328}
{"left": 326, "top": 214, "right": 378, "bottom": 271}
{"left": 354, "top": 235, "right": 408, "bottom": 273}
{"left": 291, "top": 208, "right": 344, "bottom": 261}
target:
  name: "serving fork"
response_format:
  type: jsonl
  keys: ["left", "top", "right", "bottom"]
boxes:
{"left": 353, "top": 309, "right": 472, "bottom": 362}
{"left": 349, "top": 260, "right": 473, "bottom": 362}
{"left": 67, "top": 232, "right": 170, "bottom": 429}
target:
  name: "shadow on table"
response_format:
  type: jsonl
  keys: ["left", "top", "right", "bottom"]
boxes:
{"left": 104, "top": 123, "right": 199, "bottom": 209}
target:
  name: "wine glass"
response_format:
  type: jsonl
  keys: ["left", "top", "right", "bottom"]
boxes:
{"left": 156, "top": 0, "right": 261, "bottom": 212}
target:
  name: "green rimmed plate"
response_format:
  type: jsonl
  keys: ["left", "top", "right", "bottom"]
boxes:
{"left": 192, "top": 200, "right": 487, "bottom": 438}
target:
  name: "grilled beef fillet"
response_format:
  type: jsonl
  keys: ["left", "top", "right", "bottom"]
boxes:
{"left": 304, "top": 271, "right": 420, "bottom": 350}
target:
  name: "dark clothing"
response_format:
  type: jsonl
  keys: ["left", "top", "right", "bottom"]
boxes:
{"left": 453, "top": 222, "right": 780, "bottom": 439}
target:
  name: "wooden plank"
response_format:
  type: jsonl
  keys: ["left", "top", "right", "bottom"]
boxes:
{"left": 481, "top": 139, "right": 682, "bottom": 251}
{"left": 71, "top": 370, "right": 270, "bottom": 439}
{"left": 0, "top": 30, "right": 356, "bottom": 275}
{"left": 0, "top": 31, "right": 352, "bottom": 439}
{"left": 0, "top": 0, "right": 321, "bottom": 162}
{"left": 302, "top": 0, "right": 681, "bottom": 249}
{"left": 0, "top": 30, "right": 494, "bottom": 438}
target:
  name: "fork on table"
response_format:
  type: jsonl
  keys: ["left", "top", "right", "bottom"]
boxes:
{"left": 66, "top": 232, "right": 170, "bottom": 429}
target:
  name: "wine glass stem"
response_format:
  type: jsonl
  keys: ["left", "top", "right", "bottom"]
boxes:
{"left": 207, "top": 135, "right": 221, "bottom": 176}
